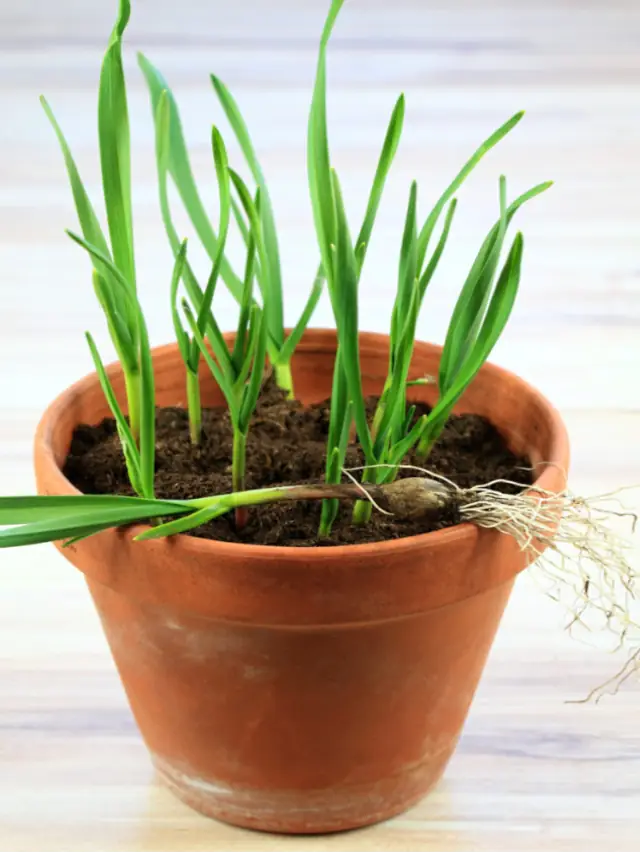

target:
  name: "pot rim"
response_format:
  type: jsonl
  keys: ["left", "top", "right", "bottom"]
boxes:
{"left": 34, "top": 328, "right": 570, "bottom": 563}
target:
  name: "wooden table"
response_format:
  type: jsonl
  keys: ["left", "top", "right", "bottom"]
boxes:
{"left": 1, "top": 1, "right": 639, "bottom": 850}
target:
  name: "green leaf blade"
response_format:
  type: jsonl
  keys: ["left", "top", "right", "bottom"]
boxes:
{"left": 0, "top": 494, "right": 184, "bottom": 525}
{"left": 279, "top": 271, "right": 325, "bottom": 365}
{"left": 355, "top": 93, "right": 405, "bottom": 272}
{"left": 416, "top": 110, "right": 525, "bottom": 270}
{"left": 211, "top": 74, "right": 284, "bottom": 347}
{"left": 182, "top": 301, "right": 235, "bottom": 410}
{"left": 139, "top": 55, "right": 245, "bottom": 302}
{"left": 40, "top": 97, "right": 112, "bottom": 264}
{"left": 238, "top": 307, "right": 268, "bottom": 432}
{"left": 329, "top": 169, "right": 374, "bottom": 464}
{"left": 170, "top": 240, "right": 191, "bottom": 362}
{"left": 98, "top": 0, "right": 135, "bottom": 288}
{"left": 134, "top": 503, "right": 227, "bottom": 541}
{"left": 0, "top": 497, "right": 188, "bottom": 550}
{"left": 85, "top": 332, "right": 143, "bottom": 495}
{"left": 306, "top": 3, "right": 341, "bottom": 288}
{"left": 194, "top": 127, "right": 232, "bottom": 343}
{"left": 438, "top": 180, "right": 551, "bottom": 394}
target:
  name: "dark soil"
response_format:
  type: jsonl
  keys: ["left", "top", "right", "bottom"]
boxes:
{"left": 63, "top": 378, "right": 531, "bottom": 547}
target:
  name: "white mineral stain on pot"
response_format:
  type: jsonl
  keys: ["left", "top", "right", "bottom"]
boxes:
{"left": 151, "top": 752, "right": 396, "bottom": 820}
{"left": 153, "top": 753, "right": 235, "bottom": 798}
{"left": 103, "top": 608, "right": 272, "bottom": 677}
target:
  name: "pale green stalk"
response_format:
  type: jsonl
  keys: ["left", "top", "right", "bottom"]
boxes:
{"left": 123, "top": 370, "right": 141, "bottom": 443}
{"left": 231, "top": 430, "right": 249, "bottom": 529}
{"left": 186, "top": 369, "right": 202, "bottom": 445}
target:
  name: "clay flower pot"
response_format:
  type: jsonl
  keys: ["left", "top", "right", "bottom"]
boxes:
{"left": 34, "top": 330, "right": 569, "bottom": 834}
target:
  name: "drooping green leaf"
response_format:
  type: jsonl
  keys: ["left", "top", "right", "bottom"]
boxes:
{"left": 91, "top": 271, "right": 137, "bottom": 374}
{"left": 150, "top": 102, "right": 236, "bottom": 381}
{"left": 0, "top": 494, "right": 184, "bottom": 525}
{"left": 0, "top": 498, "right": 188, "bottom": 549}
{"left": 0, "top": 515, "right": 129, "bottom": 549}
{"left": 69, "top": 232, "right": 139, "bottom": 378}
{"left": 62, "top": 526, "right": 123, "bottom": 547}
{"left": 154, "top": 90, "right": 187, "bottom": 261}
{"left": 153, "top": 89, "right": 267, "bottom": 369}
{"left": 67, "top": 230, "right": 134, "bottom": 296}
{"left": 40, "top": 97, "right": 111, "bottom": 264}
{"left": 153, "top": 90, "right": 224, "bottom": 342}
{"left": 211, "top": 74, "right": 284, "bottom": 347}
{"left": 138, "top": 55, "right": 244, "bottom": 299}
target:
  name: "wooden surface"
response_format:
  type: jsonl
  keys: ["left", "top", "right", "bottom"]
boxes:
{"left": 1, "top": 1, "right": 639, "bottom": 850}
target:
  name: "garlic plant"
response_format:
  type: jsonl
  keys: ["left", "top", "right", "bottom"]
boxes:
{"left": 6, "top": 0, "right": 553, "bottom": 541}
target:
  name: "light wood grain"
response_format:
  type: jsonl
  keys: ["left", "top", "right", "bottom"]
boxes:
{"left": 1, "top": 1, "right": 639, "bottom": 851}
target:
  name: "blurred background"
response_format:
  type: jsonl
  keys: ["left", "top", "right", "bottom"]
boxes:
{"left": 1, "top": 1, "right": 639, "bottom": 850}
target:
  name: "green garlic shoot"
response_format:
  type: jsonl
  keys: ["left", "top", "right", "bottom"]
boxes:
{"left": 307, "top": 0, "right": 551, "bottom": 532}
{"left": 169, "top": 125, "right": 231, "bottom": 445}
{"left": 179, "top": 173, "right": 268, "bottom": 529}
{"left": 41, "top": 0, "right": 157, "bottom": 497}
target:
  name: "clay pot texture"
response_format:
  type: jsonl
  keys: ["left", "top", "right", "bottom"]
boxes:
{"left": 34, "top": 330, "right": 569, "bottom": 834}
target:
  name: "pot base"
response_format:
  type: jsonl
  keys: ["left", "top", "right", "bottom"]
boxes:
{"left": 153, "top": 752, "right": 449, "bottom": 834}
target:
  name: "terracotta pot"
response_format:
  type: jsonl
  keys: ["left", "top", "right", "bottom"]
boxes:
{"left": 34, "top": 330, "right": 569, "bottom": 834}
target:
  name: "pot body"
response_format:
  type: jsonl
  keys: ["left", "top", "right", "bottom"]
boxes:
{"left": 34, "top": 330, "right": 569, "bottom": 833}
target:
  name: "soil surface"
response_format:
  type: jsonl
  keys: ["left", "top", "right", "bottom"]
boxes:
{"left": 64, "top": 378, "right": 531, "bottom": 546}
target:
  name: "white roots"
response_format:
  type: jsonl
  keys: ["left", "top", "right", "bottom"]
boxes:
{"left": 348, "top": 463, "right": 640, "bottom": 701}
{"left": 460, "top": 481, "right": 639, "bottom": 699}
